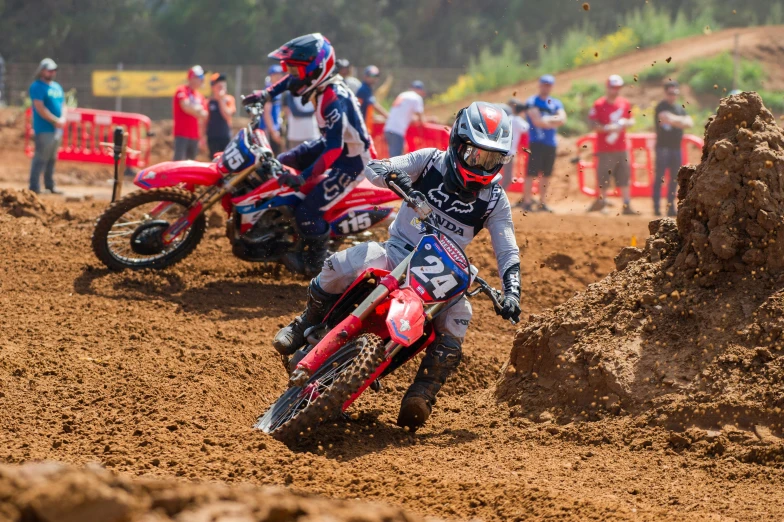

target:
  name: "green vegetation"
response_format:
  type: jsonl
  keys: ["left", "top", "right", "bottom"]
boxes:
{"left": 622, "top": 5, "right": 718, "bottom": 48}
{"left": 759, "top": 91, "right": 784, "bottom": 113}
{"left": 434, "top": 43, "right": 538, "bottom": 105}
{"left": 637, "top": 63, "right": 678, "bottom": 83}
{"left": 678, "top": 53, "right": 766, "bottom": 94}
{"left": 557, "top": 82, "right": 605, "bottom": 137}
{"left": 435, "top": 4, "right": 721, "bottom": 104}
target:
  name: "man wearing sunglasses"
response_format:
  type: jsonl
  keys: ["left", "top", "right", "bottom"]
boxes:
{"left": 242, "top": 33, "right": 373, "bottom": 275}
{"left": 273, "top": 101, "right": 521, "bottom": 432}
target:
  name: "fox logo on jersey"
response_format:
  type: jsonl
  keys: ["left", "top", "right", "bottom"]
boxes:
{"left": 427, "top": 184, "right": 474, "bottom": 214}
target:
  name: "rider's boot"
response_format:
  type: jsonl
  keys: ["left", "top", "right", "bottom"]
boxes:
{"left": 397, "top": 334, "right": 462, "bottom": 432}
{"left": 301, "top": 231, "right": 331, "bottom": 277}
{"left": 273, "top": 279, "right": 339, "bottom": 365}
{"left": 284, "top": 231, "right": 331, "bottom": 277}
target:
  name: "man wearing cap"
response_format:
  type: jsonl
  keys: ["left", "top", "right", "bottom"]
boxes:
{"left": 259, "top": 65, "right": 285, "bottom": 156}
{"left": 28, "top": 58, "right": 65, "bottom": 194}
{"left": 654, "top": 81, "right": 692, "bottom": 216}
{"left": 356, "top": 65, "right": 389, "bottom": 131}
{"left": 337, "top": 59, "right": 361, "bottom": 93}
{"left": 588, "top": 74, "right": 635, "bottom": 214}
{"left": 522, "top": 74, "right": 567, "bottom": 212}
{"left": 383, "top": 81, "right": 426, "bottom": 157}
{"left": 206, "top": 73, "right": 236, "bottom": 158}
{"left": 173, "top": 65, "right": 208, "bottom": 161}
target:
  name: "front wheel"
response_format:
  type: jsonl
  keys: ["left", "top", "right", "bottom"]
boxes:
{"left": 255, "top": 333, "right": 386, "bottom": 443}
{"left": 92, "top": 188, "right": 206, "bottom": 271}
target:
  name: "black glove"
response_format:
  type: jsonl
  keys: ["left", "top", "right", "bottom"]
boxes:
{"left": 499, "top": 295, "right": 521, "bottom": 322}
{"left": 385, "top": 170, "right": 413, "bottom": 196}
{"left": 498, "top": 264, "right": 521, "bottom": 322}
{"left": 242, "top": 89, "right": 270, "bottom": 107}
{"left": 277, "top": 171, "right": 305, "bottom": 190}
{"left": 367, "top": 161, "right": 413, "bottom": 196}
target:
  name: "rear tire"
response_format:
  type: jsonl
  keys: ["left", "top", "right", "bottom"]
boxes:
{"left": 92, "top": 188, "right": 206, "bottom": 271}
{"left": 255, "top": 333, "right": 386, "bottom": 443}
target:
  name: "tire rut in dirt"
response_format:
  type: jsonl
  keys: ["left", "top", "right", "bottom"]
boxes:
{"left": 91, "top": 188, "right": 205, "bottom": 271}
{"left": 260, "top": 333, "right": 386, "bottom": 444}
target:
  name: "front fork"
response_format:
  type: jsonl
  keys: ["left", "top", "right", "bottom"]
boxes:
{"left": 161, "top": 165, "right": 258, "bottom": 245}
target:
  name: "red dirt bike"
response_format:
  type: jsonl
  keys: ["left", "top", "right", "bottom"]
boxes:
{"left": 91, "top": 103, "right": 398, "bottom": 273}
{"left": 255, "top": 183, "right": 517, "bottom": 442}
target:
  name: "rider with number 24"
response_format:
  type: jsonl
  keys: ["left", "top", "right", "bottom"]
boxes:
{"left": 270, "top": 61, "right": 523, "bottom": 433}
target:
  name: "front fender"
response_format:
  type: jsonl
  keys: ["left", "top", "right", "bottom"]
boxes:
{"left": 385, "top": 287, "right": 425, "bottom": 347}
{"left": 135, "top": 160, "right": 222, "bottom": 189}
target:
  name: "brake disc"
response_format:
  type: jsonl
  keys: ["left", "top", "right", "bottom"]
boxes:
{"left": 129, "top": 220, "right": 170, "bottom": 256}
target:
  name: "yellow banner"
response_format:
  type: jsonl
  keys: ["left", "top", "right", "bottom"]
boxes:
{"left": 92, "top": 70, "right": 212, "bottom": 97}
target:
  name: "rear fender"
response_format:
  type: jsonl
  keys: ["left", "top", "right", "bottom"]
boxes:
{"left": 385, "top": 287, "right": 426, "bottom": 347}
{"left": 135, "top": 160, "right": 223, "bottom": 189}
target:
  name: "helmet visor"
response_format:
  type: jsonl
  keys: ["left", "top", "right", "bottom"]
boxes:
{"left": 461, "top": 144, "right": 512, "bottom": 171}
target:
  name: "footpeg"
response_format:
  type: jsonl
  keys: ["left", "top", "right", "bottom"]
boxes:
{"left": 289, "top": 367, "right": 310, "bottom": 387}
{"left": 370, "top": 379, "right": 382, "bottom": 392}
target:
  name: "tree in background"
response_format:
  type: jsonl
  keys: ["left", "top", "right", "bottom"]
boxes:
{"left": 0, "top": 0, "right": 781, "bottom": 68}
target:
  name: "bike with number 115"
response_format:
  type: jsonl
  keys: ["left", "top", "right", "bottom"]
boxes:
{"left": 91, "top": 103, "right": 398, "bottom": 274}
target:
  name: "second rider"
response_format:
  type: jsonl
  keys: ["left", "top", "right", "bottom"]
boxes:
{"left": 243, "top": 33, "right": 374, "bottom": 275}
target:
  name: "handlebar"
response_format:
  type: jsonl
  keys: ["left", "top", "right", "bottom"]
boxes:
{"left": 388, "top": 180, "right": 434, "bottom": 224}
{"left": 468, "top": 276, "right": 519, "bottom": 325}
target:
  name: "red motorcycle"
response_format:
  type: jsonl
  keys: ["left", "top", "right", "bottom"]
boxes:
{"left": 255, "top": 183, "right": 516, "bottom": 442}
{"left": 91, "top": 103, "right": 398, "bottom": 273}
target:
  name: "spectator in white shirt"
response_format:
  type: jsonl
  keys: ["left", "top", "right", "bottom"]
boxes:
{"left": 383, "top": 80, "right": 426, "bottom": 157}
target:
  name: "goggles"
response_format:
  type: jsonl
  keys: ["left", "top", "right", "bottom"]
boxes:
{"left": 460, "top": 144, "right": 512, "bottom": 171}
{"left": 280, "top": 61, "right": 308, "bottom": 80}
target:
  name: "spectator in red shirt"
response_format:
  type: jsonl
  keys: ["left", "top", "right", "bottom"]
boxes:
{"left": 172, "top": 65, "right": 208, "bottom": 160}
{"left": 587, "top": 75, "right": 635, "bottom": 214}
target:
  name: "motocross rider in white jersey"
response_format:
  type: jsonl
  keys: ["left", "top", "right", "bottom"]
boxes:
{"left": 274, "top": 101, "right": 522, "bottom": 431}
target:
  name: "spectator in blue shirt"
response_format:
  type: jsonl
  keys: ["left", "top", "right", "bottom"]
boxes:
{"left": 260, "top": 64, "right": 285, "bottom": 155}
{"left": 521, "top": 74, "right": 567, "bottom": 213}
{"left": 356, "top": 65, "right": 388, "bottom": 128}
{"left": 29, "top": 58, "right": 66, "bottom": 194}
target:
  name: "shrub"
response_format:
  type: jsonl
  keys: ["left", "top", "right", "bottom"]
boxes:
{"left": 572, "top": 27, "right": 639, "bottom": 67}
{"left": 758, "top": 91, "right": 784, "bottom": 113}
{"left": 434, "top": 4, "right": 724, "bottom": 105}
{"left": 636, "top": 62, "right": 678, "bottom": 84}
{"left": 558, "top": 81, "right": 605, "bottom": 137}
{"left": 623, "top": 5, "right": 719, "bottom": 48}
{"left": 678, "top": 53, "right": 766, "bottom": 94}
{"left": 432, "top": 42, "right": 535, "bottom": 104}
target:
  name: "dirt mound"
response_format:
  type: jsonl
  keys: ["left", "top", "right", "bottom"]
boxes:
{"left": 0, "top": 188, "right": 51, "bottom": 221}
{"left": 499, "top": 93, "right": 784, "bottom": 462}
{"left": 0, "top": 462, "right": 420, "bottom": 522}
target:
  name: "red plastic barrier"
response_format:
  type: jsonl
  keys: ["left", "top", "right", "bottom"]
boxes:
{"left": 370, "top": 122, "right": 530, "bottom": 193}
{"left": 25, "top": 108, "right": 152, "bottom": 168}
{"left": 575, "top": 132, "right": 703, "bottom": 198}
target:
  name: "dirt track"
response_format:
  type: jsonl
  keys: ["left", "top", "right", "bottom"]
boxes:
{"left": 1, "top": 185, "right": 783, "bottom": 520}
